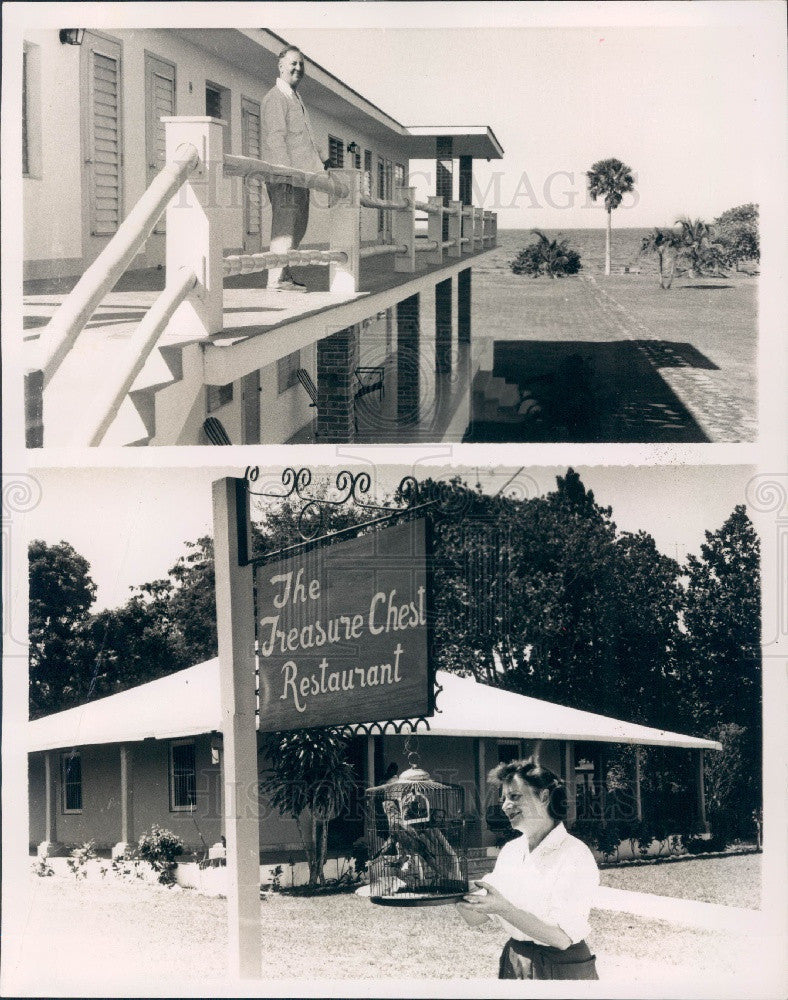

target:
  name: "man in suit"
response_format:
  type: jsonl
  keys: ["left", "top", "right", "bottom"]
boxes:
{"left": 261, "top": 45, "right": 328, "bottom": 292}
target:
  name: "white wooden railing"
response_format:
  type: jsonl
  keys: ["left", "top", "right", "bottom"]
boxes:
{"left": 30, "top": 116, "right": 496, "bottom": 446}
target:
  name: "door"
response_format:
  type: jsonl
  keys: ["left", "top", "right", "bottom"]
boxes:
{"left": 241, "top": 370, "right": 260, "bottom": 444}
{"left": 80, "top": 32, "right": 123, "bottom": 265}
{"left": 241, "top": 97, "right": 262, "bottom": 252}
{"left": 145, "top": 53, "right": 176, "bottom": 237}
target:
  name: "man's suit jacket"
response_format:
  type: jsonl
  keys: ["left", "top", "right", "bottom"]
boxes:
{"left": 261, "top": 82, "right": 324, "bottom": 174}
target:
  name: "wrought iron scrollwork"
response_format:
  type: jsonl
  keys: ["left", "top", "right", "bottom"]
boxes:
{"left": 244, "top": 466, "right": 426, "bottom": 542}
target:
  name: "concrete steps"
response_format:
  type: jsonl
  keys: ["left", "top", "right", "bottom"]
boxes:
{"left": 471, "top": 369, "right": 543, "bottom": 428}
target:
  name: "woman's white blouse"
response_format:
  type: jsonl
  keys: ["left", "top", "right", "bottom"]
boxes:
{"left": 483, "top": 823, "right": 599, "bottom": 944}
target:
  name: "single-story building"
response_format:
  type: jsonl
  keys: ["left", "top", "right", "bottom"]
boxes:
{"left": 28, "top": 661, "right": 720, "bottom": 864}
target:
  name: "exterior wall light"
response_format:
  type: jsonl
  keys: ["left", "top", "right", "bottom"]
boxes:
{"left": 59, "top": 29, "right": 86, "bottom": 45}
{"left": 346, "top": 141, "right": 360, "bottom": 156}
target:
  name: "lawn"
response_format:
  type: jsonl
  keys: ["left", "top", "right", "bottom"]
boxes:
{"left": 5, "top": 853, "right": 768, "bottom": 993}
{"left": 600, "top": 851, "right": 761, "bottom": 910}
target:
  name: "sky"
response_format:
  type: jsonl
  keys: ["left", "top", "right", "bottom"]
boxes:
{"left": 278, "top": 19, "right": 775, "bottom": 229}
{"left": 24, "top": 462, "right": 755, "bottom": 612}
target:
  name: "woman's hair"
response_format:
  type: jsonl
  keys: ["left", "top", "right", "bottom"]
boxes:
{"left": 488, "top": 757, "right": 568, "bottom": 822}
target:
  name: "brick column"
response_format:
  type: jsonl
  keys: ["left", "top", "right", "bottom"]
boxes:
{"left": 397, "top": 295, "right": 421, "bottom": 425}
{"left": 435, "top": 277, "right": 453, "bottom": 377}
{"left": 695, "top": 748, "right": 709, "bottom": 833}
{"left": 317, "top": 326, "right": 359, "bottom": 441}
{"left": 458, "top": 155, "right": 473, "bottom": 345}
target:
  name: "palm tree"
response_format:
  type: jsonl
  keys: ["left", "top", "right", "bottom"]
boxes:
{"left": 586, "top": 158, "right": 636, "bottom": 276}
{"left": 674, "top": 217, "right": 726, "bottom": 278}
{"left": 640, "top": 227, "right": 682, "bottom": 289}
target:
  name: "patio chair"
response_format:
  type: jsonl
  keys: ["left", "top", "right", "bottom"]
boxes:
{"left": 353, "top": 366, "right": 385, "bottom": 431}
{"left": 203, "top": 416, "right": 232, "bottom": 445}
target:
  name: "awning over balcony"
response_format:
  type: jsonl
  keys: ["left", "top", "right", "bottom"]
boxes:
{"left": 403, "top": 126, "right": 505, "bottom": 160}
{"left": 27, "top": 660, "right": 720, "bottom": 752}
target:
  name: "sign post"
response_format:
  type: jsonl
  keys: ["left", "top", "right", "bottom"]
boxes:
{"left": 213, "top": 477, "right": 260, "bottom": 979}
{"left": 213, "top": 468, "right": 437, "bottom": 978}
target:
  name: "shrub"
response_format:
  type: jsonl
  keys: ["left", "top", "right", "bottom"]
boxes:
{"left": 350, "top": 836, "right": 369, "bottom": 878}
{"left": 510, "top": 230, "right": 582, "bottom": 278}
{"left": 33, "top": 856, "right": 54, "bottom": 877}
{"left": 137, "top": 825, "right": 184, "bottom": 884}
{"left": 66, "top": 840, "right": 97, "bottom": 879}
{"left": 594, "top": 822, "right": 622, "bottom": 862}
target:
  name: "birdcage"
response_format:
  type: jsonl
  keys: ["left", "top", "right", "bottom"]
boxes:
{"left": 365, "top": 763, "right": 468, "bottom": 905}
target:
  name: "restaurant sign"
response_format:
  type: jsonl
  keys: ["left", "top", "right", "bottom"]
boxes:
{"left": 256, "top": 518, "right": 434, "bottom": 732}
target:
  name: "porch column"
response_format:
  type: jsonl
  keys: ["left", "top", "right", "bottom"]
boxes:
{"left": 317, "top": 326, "right": 359, "bottom": 441}
{"left": 365, "top": 735, "right": 376, "bottom": 787}
{"left": 209, "top": 733, "right": 227, "bottom": 861}
{"left": 563, "top": 742, "right": 577, "bottom": 826}
{"left": 634, "top": 748, "right": 643, "bottom": 822}
{"left": 436, "top": 137, "right": 453, "bottom": 240}
{"left": 458, "top": 155, "right": 473, "bottom": 345}
{"left": 695, "top": 748, "right": 709, "bottom": 833}
{"left": 37, "top": 751, "right": 65, "bottom": 857}
{"left": 112, "top": 744, "right": 134, "bottom": 859}
{"left": 597, "top": 745, "right": 608, "bottom": 826}
{"left": 435, "top": 277, "right": 453, "bottom": 377}
{"left": 473, "top": 737, "right": 487, "bottom": 847}
{"left": 397, "top": 295, "right": 421, "bottom": 424}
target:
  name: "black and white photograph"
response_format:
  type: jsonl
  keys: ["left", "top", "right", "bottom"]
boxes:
{"left": 19, "top": 12, "right": 766, "bottom": 448}
{"left": 2, "top": 2, "right": 786, "bottom": 998}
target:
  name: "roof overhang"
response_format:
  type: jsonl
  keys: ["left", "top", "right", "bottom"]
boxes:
{"left": 170, "top": 30, "right": 504, "bottom": 159}
{"left": 404, "top": 126, "right": 505, "bottom": 160}
{"left": 28, "top": 662, "right": 720, "bottom": 754}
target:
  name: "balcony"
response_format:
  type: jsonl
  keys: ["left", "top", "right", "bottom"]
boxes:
{"left": 25, "top": 116, "right": 496, "bottom": 448}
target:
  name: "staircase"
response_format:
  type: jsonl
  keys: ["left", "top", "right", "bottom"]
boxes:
{"left": 471, "top": 370, "right": 543, "bottom": 427}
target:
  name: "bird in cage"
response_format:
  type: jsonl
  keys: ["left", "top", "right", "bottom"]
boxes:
{"left": 366, "top": 764, "right": 468, "bottom": 902}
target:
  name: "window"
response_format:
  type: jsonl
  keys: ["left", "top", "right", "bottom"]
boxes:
{"left": 86, "top": 37, "right": 123, "bottom": 236}
{"left": 328, "top": 135, "right": 344, "bottom": 168}
{"left": 170, "top": 740, "right": 197, "bottom": 811}
{"left": 241, "top": 97, "right": 262, "bottom": 237}
{"left": 349, "top": 143, "right": 361, "bottom": 169}
{"left": 395, "top": 163, "right": 406, "bottom": 188}
{"left": 278, "top": 350, "right": 301, "bottom": 394}
{"left": 206, "top": 383, "right": 233, "bottom": 413}
{"left": 363, "top": 150, "right": 372, "bottom": 196}
{"left": 497, "top": 740, "right": 521, "bottom": 765}
{"left": 377, "top": 155, "right": 386, "bottom": 232}
{"left": 61, "top": 751, "right": 82, "bottom": 813}
{"left": 205, "top": 81, "right": 231, "bottom": 147}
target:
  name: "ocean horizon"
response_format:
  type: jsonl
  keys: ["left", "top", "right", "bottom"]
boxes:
{"left": 486, "top": 227, "right": 659, "bottom": 276}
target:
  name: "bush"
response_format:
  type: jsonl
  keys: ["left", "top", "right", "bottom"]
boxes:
{"left": 137, "top": 825, "right": 184, "bottom": 884}
{"left": 510, "top": 230, "right": 582, "bottom": 278}
{"left": 350, "top": 836, "right": 369, "bottom": 878}
{"left": 66, "top": 840, "right": 97, "bottom": 879}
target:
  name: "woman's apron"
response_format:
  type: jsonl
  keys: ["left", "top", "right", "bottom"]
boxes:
{"left": 498, "top": 938, "right": 599, "bottom": 980}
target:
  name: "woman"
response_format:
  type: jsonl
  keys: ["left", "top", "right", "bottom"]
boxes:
{"left": 456, "top": 757, "right": 600, "bottom": 980}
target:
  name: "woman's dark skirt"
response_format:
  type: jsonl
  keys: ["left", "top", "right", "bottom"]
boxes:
{"left": 498, "top": 938, "right": 599, "bottom": 980}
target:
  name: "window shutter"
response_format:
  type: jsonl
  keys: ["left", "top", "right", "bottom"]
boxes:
{"left": 150, "top": 63, "right": 175, "bottom": 234}
{"left": 242, "top": 99, "right": 262, "bottom": 236}
{"left": 89, "top": 47, "right": 122, "bottom": 236}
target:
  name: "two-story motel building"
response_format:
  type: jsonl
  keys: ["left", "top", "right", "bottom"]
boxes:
{"left": 23, "top": 27, "right": 503, "bottom": 447}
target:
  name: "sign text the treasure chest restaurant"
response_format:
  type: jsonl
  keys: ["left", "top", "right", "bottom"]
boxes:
{"left": 256, "top": 518, "right": 434, "bottom": 732}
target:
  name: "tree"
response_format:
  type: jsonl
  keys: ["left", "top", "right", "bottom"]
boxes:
{"left": 29, "top": 540, "right": 97, "bottom": 718}
{"left": 639, "top": 227, "right": 682, "bottom": 289}
{"left": 673, "top": 217, "right": 727, "bottom": 278}
{"left": 510, "top": 230, "right": 582, "bottom": 278}
{"left": 586, "top": 158, "right": 635, "bottom": 276}
{"left": 713, "top": 203, "right": 759, "bottom": 271}
{"left": 678, "top": 505, "right": 760, "bottom": 734}
{"left": 678, "top": 505, "right": 761, "bottom": 839}
{"left": 259, "top": 729, "right": 358, "bottom": 887}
